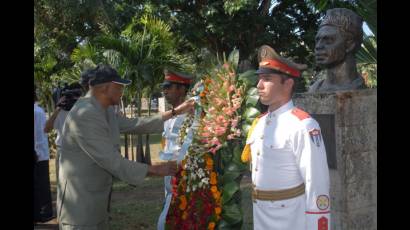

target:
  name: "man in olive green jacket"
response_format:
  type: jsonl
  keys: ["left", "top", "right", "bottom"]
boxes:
{"left": 57, "top": 65, "right": 194, "bottom": 230}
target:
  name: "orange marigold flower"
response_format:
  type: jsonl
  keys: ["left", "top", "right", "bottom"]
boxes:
{"left": 179, "top": 195, "right": 187, "bottom": 210}
{"left": 182, "top": 211, "right": 188, "bottom": 220}
{"left": 212, "top": 190, "right": 221, "bottom": 200}
{"left": 208, "top": 222, "right": 215, "bottom": 230}
{"left": 211, "top": 185, "right": 218, "bottom": 193}
{"left": 181, "top": 170, "right": 186, "bottom": 177}
{"left": 215, "top": 207, "right": 222, "bottom": 215}
{"left": 206, "top": 157, "right": 213, "bottom": 166}
{"left": 210, "top": 172, "right": 217, "bottom": 185}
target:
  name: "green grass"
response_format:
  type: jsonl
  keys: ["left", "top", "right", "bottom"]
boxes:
{"left": 109, "top": 178, "right": 165, "bottom": 230}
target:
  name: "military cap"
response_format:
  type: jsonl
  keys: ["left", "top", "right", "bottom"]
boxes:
{"left": 256, "top": 45, "right": 307, "bottom": 78}
{"left": 162, "top": 69, "right": 193, "bottom": 87}
{"left": 89, "top": 64, "right": 131, "bottom": 86}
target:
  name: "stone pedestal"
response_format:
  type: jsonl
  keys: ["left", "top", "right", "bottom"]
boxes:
{"left": 294, "top": 89, "right": 377, "bottom": 230}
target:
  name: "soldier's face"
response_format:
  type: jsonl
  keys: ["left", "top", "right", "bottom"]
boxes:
{"left": 315, "top": 25, "right": 346, "bottom": 67}
{"left": 107, "top": 83, "right": 124, "bottom": 105}
{"left": 162, "top": 84, "right": 185, "bottom": 106}
{"left": 257, "top": 74, "right": 290, "bottom": 108}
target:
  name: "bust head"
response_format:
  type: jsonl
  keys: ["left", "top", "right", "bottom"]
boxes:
{"left": 315, "top": 8, "right": 363, "bottom": 67}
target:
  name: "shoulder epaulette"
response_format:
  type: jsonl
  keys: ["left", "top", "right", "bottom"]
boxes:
{"left": 291, "top": 107, "right": 310, "bottom": 121}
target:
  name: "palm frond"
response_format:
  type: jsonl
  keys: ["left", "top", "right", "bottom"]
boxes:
{"left": 356, "top": 36, "right": 377, "bottom": 64}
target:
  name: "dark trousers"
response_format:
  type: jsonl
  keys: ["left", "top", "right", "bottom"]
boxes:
{"left": 34, "top": 160, "right": 53, "bottom": 222}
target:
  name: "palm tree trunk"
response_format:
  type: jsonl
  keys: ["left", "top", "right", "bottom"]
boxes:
{"left": 131, "top": 102, "right": 135, "bottom": 161}
{"left": 144, "top": 92, "right": 153, "bottom": 165}
{"left": 136, "top": 91, "right": 145, "bottom": 163}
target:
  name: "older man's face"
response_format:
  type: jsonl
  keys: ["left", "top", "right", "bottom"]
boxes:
{"left": 315, "top": 25, "right": 346, "bottom": 67}
{"left": 107, "top": 82, "right": 125, "bottom": 105}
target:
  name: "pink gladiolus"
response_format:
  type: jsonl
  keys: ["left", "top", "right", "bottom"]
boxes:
{"left": 210, "top": 147, "right": 217, "bottom": 154}
{"left": 235, "top": 129, "right": 241, "bottom": 136}
{"left": 231, "top": 118, "right": 238, "bottom": 128}
{"left": 228, "top": 85, "right": 235, "bottom": 93}
{"left": 217, "top": 115, "right": 226, "bottom": 123}
{"left": 214, "top": 98, "right": 225, "bottom": 106}
{"left": 210, "top": 137, "right": 221, "bottom": 146}
{"left": 215, "top": 127, "right": 226, "bottom": 136}
{"left": 223, "top": 107, "right": 234, "bottom": 116}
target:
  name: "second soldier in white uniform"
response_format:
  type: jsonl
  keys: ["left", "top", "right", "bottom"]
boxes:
{"left": 157, "top": 69, "right": 193, "bottom": 230}
{"left": 243, "top": 45, "right": 331, "bottom": 230}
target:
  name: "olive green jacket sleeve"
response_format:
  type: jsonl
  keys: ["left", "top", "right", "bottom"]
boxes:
{"left": 72, "top": 106, "right": 148, "bottom": 185}
{"left": 117, "top": 113, "right": 164, "bottom": 134}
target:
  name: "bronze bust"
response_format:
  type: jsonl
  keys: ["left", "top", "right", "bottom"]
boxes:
{"left": 309, "top": 8, "right": 366, "bottom": 92}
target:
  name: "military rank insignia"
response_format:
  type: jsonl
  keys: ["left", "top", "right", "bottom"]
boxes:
{"left": 309, "top": 128, "right": 322, "bottom": 147}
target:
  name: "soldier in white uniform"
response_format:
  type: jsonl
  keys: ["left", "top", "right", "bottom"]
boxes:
{"left": 243, "top": 45, "right": 330, "bottom": 230}
{"left": 157, "top": 69, "right": 193, "bottom": 230}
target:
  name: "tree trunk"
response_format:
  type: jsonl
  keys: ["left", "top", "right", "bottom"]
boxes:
{"left": 136, "top": 91, "right": 145, "bottom": 163}
{"left": 144, "top": 92, "right": 153, "bottom": 165}
{"left": 131, "top": 102, "right": 135, "bottom": 161}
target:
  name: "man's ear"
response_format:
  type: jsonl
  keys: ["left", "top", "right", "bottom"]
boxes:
{"left": 285, "top": 78, "right": 294, "bottom": 91}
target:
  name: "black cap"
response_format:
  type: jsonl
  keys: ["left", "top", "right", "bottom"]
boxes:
{"left": 89, "top": 65, "right": 131, "bottom": 86}
{"left": 80, "top": 68, "right": 96, "bottom": 86}
{"left": 255, "top": 67, "right": 287, "bottom": 75}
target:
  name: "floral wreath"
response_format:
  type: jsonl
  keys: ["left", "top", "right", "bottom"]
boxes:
{"left": 165, "top": 50, "right": 262, "bottom": 230}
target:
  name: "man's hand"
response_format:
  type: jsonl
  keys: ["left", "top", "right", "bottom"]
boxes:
{"left": 147, "top": 161, "right": 178, "bottom": 177}
{"left": 161, "top": 98, "right": 195, "bottom": 121}
{"left": 174, "top": 98, "right": 195, "bottom": 115}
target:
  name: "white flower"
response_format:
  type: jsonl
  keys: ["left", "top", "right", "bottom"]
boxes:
{"left": 201, "top": 178, "right": 209, "bottom": 185}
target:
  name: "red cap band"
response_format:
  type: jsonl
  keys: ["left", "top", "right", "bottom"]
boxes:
{"left": 259, "top": 59, "right": 300, "bottom": 77}
{"left": 165, "top": 73, "right": 192, "bottom": 84}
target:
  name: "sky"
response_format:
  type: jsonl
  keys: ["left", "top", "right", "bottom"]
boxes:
{"left": 363, "top": 22, "right": 374, "bottom": 36}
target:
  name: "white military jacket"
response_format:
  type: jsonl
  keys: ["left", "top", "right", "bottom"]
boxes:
{"left": 248, "top": 100, "right": 330, "bottom": 230}
{"left": 160, "top": 114, "right": 187, "bottom": 161}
